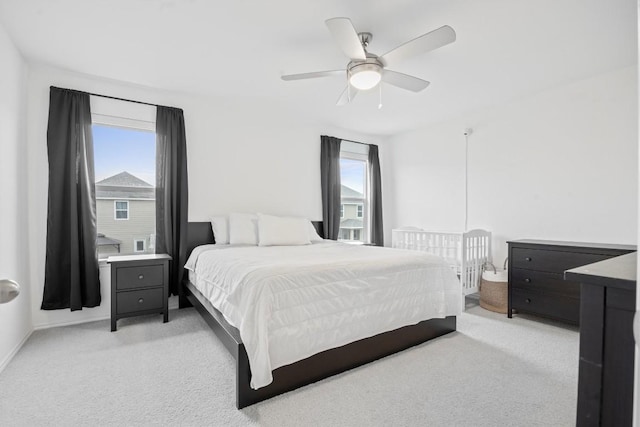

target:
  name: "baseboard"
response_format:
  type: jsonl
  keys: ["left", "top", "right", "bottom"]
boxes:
{"left": 168, "top": 295, "right": 179, "bottom": 309}
{"left": 0, "top": 328, "right": 33, "bottom": 374}
{"left": 34, "top": 297, "right": 178, "bottom": 330}
{"left": 33, "top": 315, "right": 111, "bottom": 331}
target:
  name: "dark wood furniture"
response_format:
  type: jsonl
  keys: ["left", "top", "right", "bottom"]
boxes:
{"left": 108, "top": 253, "right": 171, "bottom": 331}
{"left": 180, "top": 221, "right": 457, "bottom": 408}
{"left": 507, "top": 240, "right": 634, "bottom": 324}
{"left": 565, "top": 252, "right": 637, "bottom": 427}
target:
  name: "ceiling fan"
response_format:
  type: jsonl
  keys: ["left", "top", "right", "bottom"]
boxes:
{"left": 281, "top": 17, "right": 456, "bottom": 106}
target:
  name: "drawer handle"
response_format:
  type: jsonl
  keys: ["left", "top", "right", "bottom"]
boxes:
{"left": 524, "top": 278, "right": 531, "bottom": 283}
{"left": 525, "top": 257, "right": 532, "bottom": 262}
{"left": 138, "top": 274, "right": 144, "bottom": 280}
{"left": 138, "top": 298, "right": 144, "bottom": 304}
{"left": 525, "top": 298, "right": 531, "bottom": 304}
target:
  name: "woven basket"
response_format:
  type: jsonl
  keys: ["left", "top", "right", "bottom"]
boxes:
{"left": 479, "top": 277, "right": 508, "bottom": 314}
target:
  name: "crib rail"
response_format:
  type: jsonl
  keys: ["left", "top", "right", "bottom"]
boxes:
{"left": 392, "top": 228, "right": 491, "bottom": 298}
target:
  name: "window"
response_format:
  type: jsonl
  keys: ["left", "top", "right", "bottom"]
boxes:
{"left": 92, "top": 99, "right": 157, "bottom": 259}
{"left": 114, "top": 201, "right": 129, "bottom": 220}
{"left": 339, "top": 142, "right": 369, "bottom": 244}
{"left": 134, "top": 239, "right": 146, "bottom": 253}
{"left": 94, "top": 124, "right": 156, "bottom": 258}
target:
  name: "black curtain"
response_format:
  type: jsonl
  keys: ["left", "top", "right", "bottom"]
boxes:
{"left": 320, "top": 135, "right": 342, "bottom": 239}
{"left": 368, "top": 144, "right": 384, "bottom": 246}
{"left": 42, "top": 87, "right": 100, "bottom": 310}
{"left": 156, "top": 106, "right": 189, "bottom": 296}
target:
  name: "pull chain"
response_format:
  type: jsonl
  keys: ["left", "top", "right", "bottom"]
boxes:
{"left": 378, "top": 83, "right": 383, "bottom": 109}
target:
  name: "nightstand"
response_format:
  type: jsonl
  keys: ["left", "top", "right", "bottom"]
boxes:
{"left": 108, "top": 254, "right": 172, "bottom": 331}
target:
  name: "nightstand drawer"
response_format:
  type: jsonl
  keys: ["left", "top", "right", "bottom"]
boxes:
{"left": 511, "top": 248, "right": 610, "bottom": 273}
{"left": 511, "top": 289, "right": 579, "bottom": 324}
{"left": 116, "top": 287, "right": 163, "bottom": 315}
{"left": 116, "top": 265, "right": 164, "bottom": 290}
{"left": 511, "top": 268, "right": 580, "bottom": 298}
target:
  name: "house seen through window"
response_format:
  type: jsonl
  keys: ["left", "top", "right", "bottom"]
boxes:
{"left": 93, "top": 124, "right": 156, "bottom": 258}
{"left": 339, "top": 145, "right": 369, "bottom": 244}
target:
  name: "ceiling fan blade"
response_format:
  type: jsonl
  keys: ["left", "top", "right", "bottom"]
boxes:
{"left": 325, "top": 17, "right": 366, "bottom": 60}
{"left": 281, "top": 70, "right": 344, "bottom": 81}
{"left": 380, "top": 25, "right": 456, "bottom": 66}
{"left": 336, "top": 86, "right": 359, "bottom": 106}
{"left": 382, "top": 70, "right": 430, "bottom": 92}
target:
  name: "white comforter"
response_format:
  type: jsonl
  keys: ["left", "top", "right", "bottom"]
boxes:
{"left": 185, "top": 241, "right": 461, "bottom": 389}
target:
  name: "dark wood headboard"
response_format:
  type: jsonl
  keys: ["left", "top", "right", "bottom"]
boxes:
{"left": 185, "top": 222, "right": 215, "bottom": 261}
{"left": 184, "top": 220, "right": 324, "bottom": 265}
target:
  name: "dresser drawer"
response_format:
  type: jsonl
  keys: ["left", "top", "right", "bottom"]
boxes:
{"left": 511, "top": 248, "right": 611, "bottom": 273}
{"left": 116, "top": 265, "right": 164, "bottom": 290}
{"left": 511, "top": 289, "right": 579, "bottom": 324}
{"left": 116, "top": 287, "right": 163, "bottom": 315}
{"left": 511, "top": 268, "right": 580, "bottom": 298}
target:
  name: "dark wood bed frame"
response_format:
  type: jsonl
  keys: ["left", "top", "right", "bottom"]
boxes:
{"left": 179, "top": 221, "right": 457, "bottom": 409}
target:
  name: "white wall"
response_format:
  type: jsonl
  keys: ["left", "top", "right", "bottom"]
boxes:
{"left": 26, "top": 64, "right": 385, "bottom": 329}
{"left": 0, "top": 23, "right": 32, "bottom": 370}
{"left": 186, "top": 97, "right": 384, "bottom": 219}
{"left": 383, "top": 66, "right": 638, "bottom": 263}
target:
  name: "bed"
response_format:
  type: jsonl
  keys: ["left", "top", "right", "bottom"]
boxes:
{"left": 180, "top": 221, "right": 460, "bottom": 408}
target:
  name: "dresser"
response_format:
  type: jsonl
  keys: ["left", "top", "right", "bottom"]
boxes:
{"left": 565, "top": 252, "right": 636, "bottom": 427}
{"left": 507, "top": 240, "right": 634, "bottom": 324}
{"left": 108, "top": 254, "right": 172, "bottom": 331}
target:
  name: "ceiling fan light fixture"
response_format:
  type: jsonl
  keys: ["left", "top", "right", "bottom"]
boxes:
{"left": 348, "top": 62, "right": 382, "bottom": 90}
{"left": 281, "top": 18, "right": 456, "bottom": 105}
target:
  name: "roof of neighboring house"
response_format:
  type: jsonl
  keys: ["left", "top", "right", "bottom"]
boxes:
{"left": 96, "top": 233, "right": 122, "bottom": 246}
{"left": 341, "top": 185, "right": 363, "bottom": 198}
{"left": 340, "top": 218, "right": 363, "bottom": 229}
{"left": 96, "top": 171, "right": 155, "bottom": 200}
{"left": 97, "top": 171, "right": 152, "bottom": 187}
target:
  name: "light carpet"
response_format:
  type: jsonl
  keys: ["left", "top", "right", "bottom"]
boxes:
{"left": 0, "top": 302, "right": 578, "bottom": 426}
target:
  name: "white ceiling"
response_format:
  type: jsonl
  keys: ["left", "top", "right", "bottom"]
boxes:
{"left": 0, "top": 0, "right": 636, "bottom": 135}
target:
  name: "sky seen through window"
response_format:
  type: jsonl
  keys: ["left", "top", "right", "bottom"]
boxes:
{"left": 340, "top": 158, "right": 365, "bottom": 194}
{"left": 93, "top": 124, "right": 156, "bottom": 185}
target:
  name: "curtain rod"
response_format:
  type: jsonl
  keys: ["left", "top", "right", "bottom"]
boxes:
{"left": 88, "top": 91, "right": 160, "bottom": 107}
{"left": 342, "top": 138, "right": 371, "bottom": 146}
{"left": 51, "top": 86, "right": 178, "bottom": 110}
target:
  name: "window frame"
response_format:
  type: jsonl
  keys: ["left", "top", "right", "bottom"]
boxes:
{"left": 92, "top": 97, "right": 157, "bottom": 261}
{"left": 133, "top": 239, "right": 146, "bottom": 253}
{"left": 339, "top": 149, "right": 370, "bottom": 244}
{"left": 114, "top": 200, "right": 129, "bottom": 220}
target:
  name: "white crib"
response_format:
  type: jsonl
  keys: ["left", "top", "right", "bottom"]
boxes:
{"left": 392, "top": 228, "right": 492, "bottom": 301}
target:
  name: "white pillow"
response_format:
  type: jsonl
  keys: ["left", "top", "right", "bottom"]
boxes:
{"left": 210, "top": 215, "right": 229, "bottom": 245}
{"left": 229, "top": 213, "right": 258, "bottom": 245}
{"left": 308, "top": 221, "right": 324, "bottom": 242}
{"left": 258, "top": 214, "right": 311, "bottom": 246}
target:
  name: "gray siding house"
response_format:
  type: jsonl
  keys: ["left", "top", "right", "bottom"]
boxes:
{"left": 96, "top": 171, "right": 155, "bottom": 258}
{"left": 340, "top": 184, "right": 364, "bottom": 241}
